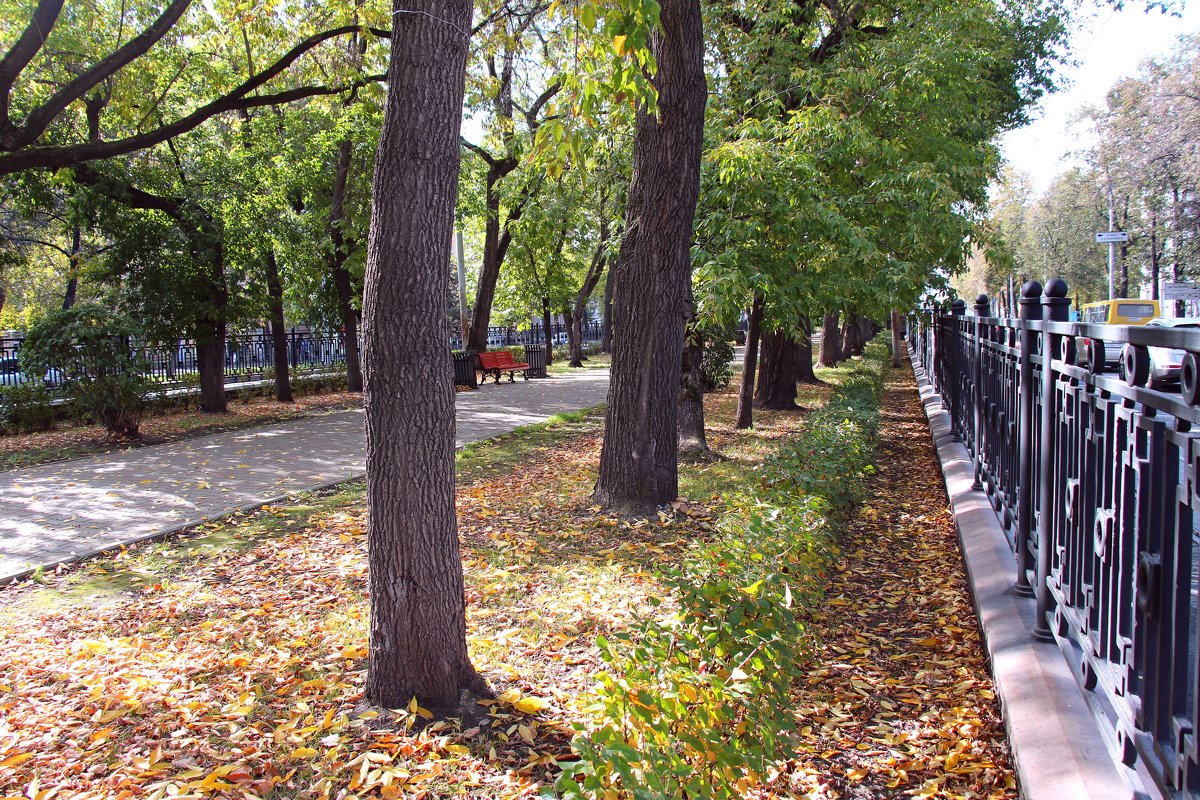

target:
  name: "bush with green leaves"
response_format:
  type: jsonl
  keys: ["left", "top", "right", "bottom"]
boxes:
{"left": 700, "top": 327, "right": 735, "bottom": 392}
{"left": 557, "top": 338, "right": 889, "bottom": 799}
{"left": 0, "top": 382, "right": 57, "bottom": 434}
{"left": 20, "top": 305, "right": 149, "bottom": 438}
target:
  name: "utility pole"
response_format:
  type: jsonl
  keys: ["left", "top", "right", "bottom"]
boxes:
{"left": 1107, "top": 185, "right": 1116, "bottom": 300}
{"left": 456, "top": 228, "right": 469, "bottom": 345}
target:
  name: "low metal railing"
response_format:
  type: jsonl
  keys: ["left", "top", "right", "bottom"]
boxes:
{"left": 912, "top": 279, "right": 1200, "bottom": 799}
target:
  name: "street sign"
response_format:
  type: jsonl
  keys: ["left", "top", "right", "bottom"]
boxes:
{"left": 1163, "top": 282, "right": 1200, "bottom": 302}
{"left": 1095, "top": 231, "right": 1130, "bottom": 243}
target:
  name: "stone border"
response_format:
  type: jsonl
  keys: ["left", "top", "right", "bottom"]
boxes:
{"left": 910, "top": 356, "right": 1144, "bottom": 800}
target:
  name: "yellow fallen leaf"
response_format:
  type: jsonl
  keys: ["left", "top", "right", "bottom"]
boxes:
{"left": 512, "top": 696, "right": 549, "bottom": 714}
{"left": 290, "top": 747, "right": 319, "bottom": 759}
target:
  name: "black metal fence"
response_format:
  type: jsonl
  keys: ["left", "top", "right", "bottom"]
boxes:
{"left": 912, "top": 279, "right": 1200, "bottom": 799}
{"left": 1, "top": 322, "right": 605, "bottom": 394}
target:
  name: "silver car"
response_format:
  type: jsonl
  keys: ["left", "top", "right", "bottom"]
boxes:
{"left": 1144, "top": 318, "right": 1200, "bottom": 388}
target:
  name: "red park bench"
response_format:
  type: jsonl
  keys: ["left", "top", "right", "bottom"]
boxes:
{"left": 476, "top": 350, "right": 530, "bottom": 384}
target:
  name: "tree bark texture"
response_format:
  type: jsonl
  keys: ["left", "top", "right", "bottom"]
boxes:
{"left": 265, "top": 248, "right": 293, "bottom": 402}
{"left": 593, "top": 0, "right": 706, "bottom": 514}
{"left": 734, "top": 293, "right": 763, "bottom": 429}
{"left": 857, "top": 316, "right": 873, "bottom": 354}
{"left": 361, "top": 0, "right": 485, "bottom": 711}
{"left": 465, "top": 161, "right": 516, "bottom": 351}
{"left": 678, "top": 309, "right": 708, "bottom": 457}
{"left": 329, "top": 137, "right": 364, "bottom": 393}
{"left": 755, "top": 328, "right": 802, "bottom": 409}
{"left": 818, "top": 310, "right": 840, "bottom": 367}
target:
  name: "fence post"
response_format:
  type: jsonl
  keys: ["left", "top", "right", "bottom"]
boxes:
{"left": 972, "top": 294, "right": 990, "bottom": 490}
{"left": 1014, "top": 280, "right": 1041, "bottom": 598}
{"left": 950, "top": 298, "right": 966, "bottom": 441}
{"left": 1034, "top": 277, "right": 1070, "bottom": 641}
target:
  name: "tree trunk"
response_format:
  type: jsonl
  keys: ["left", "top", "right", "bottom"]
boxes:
{"left": 361, "top": 0, "right": 486, "bottom": 711}
{"left": 568, "top": 219, "right": 611, "bottom": 367}
{"left": 265, "top": 248, "right": 293, "bottom": 402}
{"left": 840, "top": 319, "right": 857, "bottom": 360}
{"left": 601, "top": 275, "right": 613, "bottom": 353}
{"left": 196, "top": 317, "right": 226, "bottom": 413}
{"left": 541, "top": 296, "right": 553, "bottom": 365}
{"left": 818, "top": 310, "right": 840, "bottom": 367}
{"left": 794, "top": 317, "right": 820, "bottom": 384}
{"left": 62, "top": 225, "right": 81, "bottom": 310}
{"left": 856, "top": 316, "right": 871, "bottom": 354}
{"left": 1150, "top": 209, "right": 1160, "bottom": 301}
{"left": 755, "top": 328, "right": 801, "bottom": 409}
{"left": 735, "top": 292, "right": 763, "bottom": 430}
{"left": 593, "top": 0, "right": 706, "bottom": 514}
{"left": 329, "top": 137, "right": 364, "bottom": 393}
{"left": 562, "top": 305, "right": 584, "bottom": 366}
{"left": 678, "top": 300, "right": 709, "bottom": 458}
{"left": 890, "top": 310, "right": 903, "bottom": 368}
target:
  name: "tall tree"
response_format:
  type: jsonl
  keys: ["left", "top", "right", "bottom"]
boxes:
{"left": 361, "top": 0, "right": 488, "bottom": 708}
{"left": 593, "top": 0, "right": 707, "bottom": 513}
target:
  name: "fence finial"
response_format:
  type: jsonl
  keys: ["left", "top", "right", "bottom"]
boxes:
{"left": 1045, "top": 277, "right": 1069, "bottom": 299}
{"left": 1021, "top": 280, "right": 1042, "bottom": 300}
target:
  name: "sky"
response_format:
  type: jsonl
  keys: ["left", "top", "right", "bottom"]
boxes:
{"left": 999, "top": 0, "right": 1200, "bottom": 193}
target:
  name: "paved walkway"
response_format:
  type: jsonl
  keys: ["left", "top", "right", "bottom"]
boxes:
{"left": 0, "top": 370, "right": 610, "bottom": 583}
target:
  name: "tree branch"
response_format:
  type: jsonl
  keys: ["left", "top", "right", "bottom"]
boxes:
{"left": 0, "top": 72, "right": 386, "bottom": 176}
{"left": 461, "top": 137, "right": 499, "bottom": 167}
{"left": 0, "top": 0, "right": 65, "bottom": 132}
{"left": 16, "top": 0, "right": 194, "bottom": 148}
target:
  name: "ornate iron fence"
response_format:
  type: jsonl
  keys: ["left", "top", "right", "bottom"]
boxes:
{"left": 912, "top": 279, "right": 1200, "bottom": 799}
{"left": 2, "top": 322, "right": 605, "bottom": 394}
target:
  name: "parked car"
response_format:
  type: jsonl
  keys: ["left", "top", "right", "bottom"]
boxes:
{"left": 1142, "top": 318, "right": 1200, "bottom": 388}
{"left": 0, "top": 357, "right": 63, "bottom": 388}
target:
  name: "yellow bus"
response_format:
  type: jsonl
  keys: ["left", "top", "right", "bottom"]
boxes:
{"left": 1080, "top": 299, "right": 1161, "bottom": 325}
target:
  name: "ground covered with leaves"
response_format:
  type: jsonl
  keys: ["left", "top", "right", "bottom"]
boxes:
{"left": 0, "top": 353, "right": 1013, "bottom": 799}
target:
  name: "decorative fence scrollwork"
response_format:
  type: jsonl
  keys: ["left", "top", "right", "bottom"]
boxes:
{"left": 912, "top": 279, "right": 1200, "bottom": 799}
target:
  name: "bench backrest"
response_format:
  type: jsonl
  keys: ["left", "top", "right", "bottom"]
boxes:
{"left": 478, "top": 350, "right": 518, "bottom": 369}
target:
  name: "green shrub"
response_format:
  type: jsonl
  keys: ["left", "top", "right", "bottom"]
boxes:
{"left": 0, "top": 383, "right": 57, "bottom": 434}
{"left": 700, "top": 328, "right": 735, "bottom": 392}
{"left": 21, "top": 305, "right": 148, "bottom": 439}
{"left": 558, "top": 338, "right": 890, "bottom": 799}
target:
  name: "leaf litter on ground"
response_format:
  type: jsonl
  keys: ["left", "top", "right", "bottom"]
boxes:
{"left": 0, "top": 366, "right": 1014, "bottom": 799}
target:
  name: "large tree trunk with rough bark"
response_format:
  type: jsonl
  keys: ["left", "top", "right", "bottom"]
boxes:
{"left": 818, "top": 310, "right": 840, "bottom": 367}
{"left": 593, "top": 0, "right": 706, "bottom": 514}
{"left": 678, "top": 305, "right": 708, "bottom": 458}
{"left": 735, "top": 293, "right": 763, "bottom": 429}
{"left": 265, "top": 249, "right": 293, "bottom": 402}
{"left": 361, "top": 0, "right": 487, "bottom": 711}
{"left": 329, "top": 137, "right": 363, "bottom": 392}
{"left": 755, "top": 328, "right": 802, "bottom": 409}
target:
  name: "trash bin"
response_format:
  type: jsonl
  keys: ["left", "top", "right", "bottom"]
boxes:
{"left": 524, "top": 344, "right": 548, "bottom": 378}
{"left": 452, "top": 350, "right": 477, "bottom": 388}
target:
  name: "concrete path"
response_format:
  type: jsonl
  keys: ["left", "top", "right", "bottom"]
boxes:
{"left": 0, "top": 369, "right": 610, "bottom": 583}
